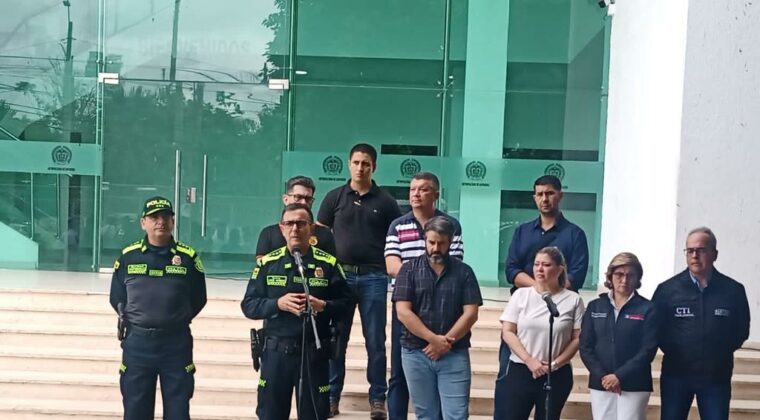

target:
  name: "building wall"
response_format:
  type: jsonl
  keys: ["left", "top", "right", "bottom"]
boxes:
{"left": 603, "top": 0, "right": 760, "bottom": 343}
{"left": 677, "top": 0, "right": 760, "bottom": 343}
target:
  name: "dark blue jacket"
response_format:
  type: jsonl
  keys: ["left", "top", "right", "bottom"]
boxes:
{"left": 579, "top": 292, "right": 658, "bottom": 392}
{"left": 652, "top": 268, "right": 750, "bottom": 382}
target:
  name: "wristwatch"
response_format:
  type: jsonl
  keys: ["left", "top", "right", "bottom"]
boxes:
{"left": 551, "top": 361, "right": 558, "bottom": 371}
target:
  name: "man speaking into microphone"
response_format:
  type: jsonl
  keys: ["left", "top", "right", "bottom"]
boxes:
{"left": 242, "top": 203, "right": 353, "bottom": 420}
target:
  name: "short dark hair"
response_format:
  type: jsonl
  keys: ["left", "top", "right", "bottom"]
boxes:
{"left": 424, "top": 216, "right": 455, "bottom": 241}
{"left": 286, "top": 176, "right": 316, "bottom": 194}
{"left": 281, "top": 203, "right": 313, "bottom": 223}
{"left": 412, "top": 172, "right": 440, "bottom": 191}
{"left": 533, "top": 175, "right": 562, "bottom": 192}
{"left": 349, "top": 143, "right": 378, "bottom": 166}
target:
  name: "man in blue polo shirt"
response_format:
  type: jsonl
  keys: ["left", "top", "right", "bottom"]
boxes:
{"left": 393, "top": 216, "right": 481, "bottom": 420}
{"left": 493, "top": 174, "right": 589, "bottom": 419}
{"left": 385, "top": 172, "right": 463, "bottom": 419}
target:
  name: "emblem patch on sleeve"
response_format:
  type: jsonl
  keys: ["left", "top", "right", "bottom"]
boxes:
{"left": 194, "top": 256, "right": 205, "bottom": 273}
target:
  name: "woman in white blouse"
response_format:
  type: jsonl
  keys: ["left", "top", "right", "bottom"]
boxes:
{"left": 498, "top": 246, "right": 585, "bottom": 420}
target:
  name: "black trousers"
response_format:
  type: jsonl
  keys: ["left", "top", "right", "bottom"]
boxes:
{"left": 499, "top": 361, "right": 573, "bottom": 420}
{"left": 257, "top": 337, "right": 330, "bottom": 420}
{"left": 120, "top": 328, "right": 195, "bottom": 420}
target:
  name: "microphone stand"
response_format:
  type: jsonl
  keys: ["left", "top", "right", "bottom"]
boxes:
{"left": 294, "top": 247, "right": 321, "bottom": 420}
{"left": 543, "top": 312, "right": 555, "bottom": 418}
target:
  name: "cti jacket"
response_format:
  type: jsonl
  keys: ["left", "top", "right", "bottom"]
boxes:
{"left": 652, "top": 268, "right": 750, "bottom": 382}
{"left": 580, "top": 292, "right": 659, "bottom": 392}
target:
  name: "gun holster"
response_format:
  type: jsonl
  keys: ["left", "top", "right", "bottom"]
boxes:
{"left": 250, "top": 328, "right": 265, "bottom": 371}
{"left": 117, "top": 303, "right": 127, "bottom": 341}
{"left": 329, "top": 325, "right": 344, "bottom": 360}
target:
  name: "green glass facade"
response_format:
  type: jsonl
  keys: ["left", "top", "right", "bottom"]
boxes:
{"left": 0, "top": 0, "right": 609, "bottom": 287}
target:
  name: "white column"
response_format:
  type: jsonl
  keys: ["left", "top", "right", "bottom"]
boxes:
{"left": 600, "top": 2, "right": 691, "bottom": 298}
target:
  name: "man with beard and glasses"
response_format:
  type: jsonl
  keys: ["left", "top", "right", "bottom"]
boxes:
{"left": 392, "top": 216, "right": 482, "bottom": 420}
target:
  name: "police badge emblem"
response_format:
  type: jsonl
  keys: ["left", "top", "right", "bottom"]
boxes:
{"left": 172, "top": 255, "right": 182, "bottom": 266}
{"left": 314, "top": 267, "right": 324, "bottom": 278}
{"left": 309, "top": 235, "right": 318, "bottom": 246}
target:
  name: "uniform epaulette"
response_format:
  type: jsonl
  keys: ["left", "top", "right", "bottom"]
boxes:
{"left": 311, "top": 247, "right": 337, "bottom": 266}
{"left": 122, "top": 240, "right": 143, "bottom": 255}
{"left": 175, "top": 242, "right": 197, "bottom": 258}
{"left": 260, "top": 246, "right": 287, "bottom": 265}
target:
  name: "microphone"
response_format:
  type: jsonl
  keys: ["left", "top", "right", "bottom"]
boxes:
{"left": 291, "top": 248, "right": 306, "bottom": 278}
{"left": 541, "top": 292, "right": 560, "bottom": 318}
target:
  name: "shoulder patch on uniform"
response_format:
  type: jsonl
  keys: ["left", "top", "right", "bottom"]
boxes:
{"left": 194, "top": 255, "right": 205, "bottom": 273}
{"left": 251, "top": 267, "right": 260, "bottom": 279}
{"left": 175, "top": 242, "right": 197, "bottom": 258}
{"left": 260, "top": 246, "right": 287, "bottom": 265}
{"left": 311, "top": 247, "right": 337, "bottom": 266}
{"left": 113, "top": 259, "right": 120, "bottom": 270}
{"left": 122, "top": 240, "right": 143, "bottom": 255}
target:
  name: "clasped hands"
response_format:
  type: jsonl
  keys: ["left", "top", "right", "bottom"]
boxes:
{"left": 277, "top": 293, "right": 326, "bottom": 316}
{"left": 525, "top": 357, "right": 561, "bottom": 379}
{"left": 424, "top": 334, "right": 456, "bottom": 361}
{"left": 601, "top": 373, "right": 621, "bottom": 394}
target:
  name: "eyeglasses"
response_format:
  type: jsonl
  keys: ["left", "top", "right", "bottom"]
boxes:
{"left": 286, "top": 194, "right": 314, "bottom": 203}
{"left": 684, "top": 247, "right": 712, "bottom": 256}
{"left": 280, "top": 220, "right": 310, "bottom": 229}
{"left": 611, "top": 272, "right": 636, "bottom": 280}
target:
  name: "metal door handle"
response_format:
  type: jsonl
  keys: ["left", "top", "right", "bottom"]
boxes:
{"left": 174, "top": 150, "right": 181, "bottom": 240}
{"left": 201, "top": 154, "right": 208, "bottom": 237}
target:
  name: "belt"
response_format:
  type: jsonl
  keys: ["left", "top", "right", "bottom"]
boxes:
{"left": 341, "top": 263, "right": 385, "bottom": 275}
{"left": 129, "top": 324, "right": 189, "bottom": 338}
{"left": 265, "top": 336, "right": 330, "bottom": 355}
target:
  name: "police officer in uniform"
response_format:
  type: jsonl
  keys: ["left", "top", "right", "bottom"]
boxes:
{"left": 242, "top": 203, "right": 352, "bottom": 420}
{"left": 109, "top": 197, "right": 207, "bottom": 420}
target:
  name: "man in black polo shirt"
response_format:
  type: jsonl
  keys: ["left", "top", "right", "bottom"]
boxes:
{"left": 256, "top": 176, "right": 336, "bottom": 259}
{"left": 393, "top": 216, "right": 482, "bottom": 420}
{"left": 318, "top": 143, "right": 402, "bottom": 419}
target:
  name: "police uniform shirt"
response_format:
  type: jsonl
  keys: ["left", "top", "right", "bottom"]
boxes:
{"left": 256, "top": 223, "right": 336, "bottom": 257}
{"left": 317, "top": 180, "right": 402, "bottom": 266}
{"left": 241, "top": 246, "right": 352, "bottom": 339}
{"left": 109, "top": 238, "right": 207, "bottom": 329}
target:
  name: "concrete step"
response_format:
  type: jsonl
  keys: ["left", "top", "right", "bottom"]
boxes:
{"left": 5, "top": 304, "right": 760, "bottom": 375}
{"left": 0, "top": 396, "right": 391, "bottom": 420}
{"left": 0, "top": 288, "right": 507, "bottom": 322}
{"left": 2, "top": 287, "right": 760, "bottom": 420}
{"left": 4, "top": 342, "right": 760, "bottom": 402}
{"left": 560, "top": 393, "right": 760, "bottom": 420}
{"left": 3, "top": 369, "right": 759, "bottom": 420}
{"left": 0, "top": 289, "right": 245, "bottom": 318}
{"left": 0, "top": 306, "right": 503, "bottom": 343}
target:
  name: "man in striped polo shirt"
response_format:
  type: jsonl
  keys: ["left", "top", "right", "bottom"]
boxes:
{"left": 384, "top": 172, "right": 464, "bottom": 419}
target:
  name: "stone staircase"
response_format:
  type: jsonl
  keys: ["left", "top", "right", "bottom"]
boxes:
{"left": 1, "top": 288, "right": 759, "bottom": 419}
